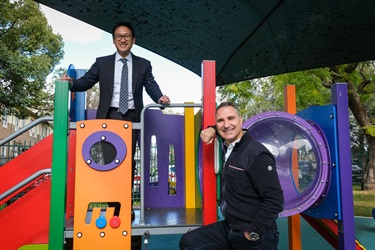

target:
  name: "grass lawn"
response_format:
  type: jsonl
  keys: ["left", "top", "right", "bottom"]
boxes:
{"left": 353, "top": 183, "right": 375, "bottom": 217}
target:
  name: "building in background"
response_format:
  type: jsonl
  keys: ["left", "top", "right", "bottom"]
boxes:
{"left": 0, "top": 108, "right": 53, "bottom": 165}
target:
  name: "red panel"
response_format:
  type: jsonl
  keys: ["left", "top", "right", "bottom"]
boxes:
{"left": 0, "top": 130, "right": 77, "bottom": 248}
{"left": 66, "top": 130, "right": 77, "bottom": 220}
{"left": 202, "top": 60, "right": 217, "bottom": 225}
{"left": 0, "top": 180, "right": 51, "bottom": 249}
{"left": 0, "top": 135, "right": 53, "bottom": 200}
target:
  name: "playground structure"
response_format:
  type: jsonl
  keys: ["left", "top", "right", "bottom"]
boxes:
{"left": 0, "top": 61, "right": 366, "bottom": 249}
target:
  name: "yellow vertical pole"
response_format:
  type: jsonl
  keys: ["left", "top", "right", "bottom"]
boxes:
{"left": 184, "top": 102, "right": 196, "bottom": 208}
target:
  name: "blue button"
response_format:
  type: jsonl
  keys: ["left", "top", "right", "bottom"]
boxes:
{"left": 96, "top": 217, "right": 107, "bottom": 229}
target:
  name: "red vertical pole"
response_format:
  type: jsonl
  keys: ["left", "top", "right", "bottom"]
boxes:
{"left": 202, "top": 60, "right": 217, "bottom": 225}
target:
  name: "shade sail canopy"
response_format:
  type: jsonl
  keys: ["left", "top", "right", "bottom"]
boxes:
{"left": 35, "top": 0, "right": 375, "bottom": 86}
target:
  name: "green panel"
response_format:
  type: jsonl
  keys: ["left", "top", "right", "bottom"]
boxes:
{"left": 49, "top": 81, "right": 70, "bottom": 249}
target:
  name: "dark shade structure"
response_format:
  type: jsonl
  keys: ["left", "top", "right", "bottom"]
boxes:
{"left": 35, "top": 0, "right": 375, "bottom": 86}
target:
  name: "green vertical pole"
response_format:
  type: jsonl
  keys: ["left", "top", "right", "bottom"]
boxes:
{"left": 49, "top": 81, "right": 69, "bottom": 249}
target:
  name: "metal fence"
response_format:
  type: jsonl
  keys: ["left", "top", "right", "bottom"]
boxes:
{"left": 352, "top": 151, "right": 368, "bottom": 169}
{"left": 0, "top": 140, "right": 36, "bottom": 166}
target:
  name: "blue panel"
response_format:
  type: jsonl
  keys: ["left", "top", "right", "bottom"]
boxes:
{"left": 67, "top": 66, "right": 87, "bottom": 122}
{"left": 74, "top": 69, "right": 87, "bottom": 121}
{"left": 67, "top": 64, "right": 76, "bottom": 79}
{"left": 67, "top": 64, "right": 76, "bottom": 122}
{"left": 298, "top": 105, "right": 341, "bottom": 220}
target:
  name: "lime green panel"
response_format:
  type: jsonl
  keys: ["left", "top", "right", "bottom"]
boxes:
{"left": 19, "top": 244, "right": 48, "bottom": 250}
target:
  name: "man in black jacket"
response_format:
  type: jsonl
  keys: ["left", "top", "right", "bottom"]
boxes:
{"left": 180, "top": 102, "right": 284, "bottom": 250}
{"left": 61, "top": 22, "right": 170, "bottom": 220}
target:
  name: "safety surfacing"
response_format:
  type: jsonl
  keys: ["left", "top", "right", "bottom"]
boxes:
{"left": 140, "top": 216, "right": 375, "bottom": 250}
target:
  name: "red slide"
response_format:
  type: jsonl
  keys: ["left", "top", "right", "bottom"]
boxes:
{"left": 0, "top": 135, "right": 53, "bottom": 249}
{"left": 0, "top": 180, "right": 51, "bottom": 249}
{"left": 301, "top": 214, "right": 365, "bottom": 250}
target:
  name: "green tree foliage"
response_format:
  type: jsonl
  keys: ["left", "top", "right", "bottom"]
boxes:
{"left": 218, "top": 68, "right": 333, "bottom": 117}
{"left": 0, "top": 0, "right": 64, "bottom": 118}
{"left": 218, "top": 62, "right": 375, "bottom": 190}
{"left": 270, "top": 68, "right": 332, "bottom": 110}
{"left": 218, "top": 79, "right": 283, "bottom": 120}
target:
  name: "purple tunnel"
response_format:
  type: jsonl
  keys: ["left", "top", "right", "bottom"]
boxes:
{"left": 243, "top": 112, "right": 331, "bottom": 217}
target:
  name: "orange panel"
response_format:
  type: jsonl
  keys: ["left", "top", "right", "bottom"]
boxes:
{"left": 284, "top": 85, "right": 296, "bottom": 114}
{"left": 73, "top": 120, "right": 132, "bottom": 249}
{"left": 284, "top": 85, "right": 301, "bottom": 250}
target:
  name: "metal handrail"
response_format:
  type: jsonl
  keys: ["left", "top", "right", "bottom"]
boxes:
{"left": 138, "top": 103, "right": 202, "bottom": 225}
{"left": 0, "top": 116, "right": 54, "bottom": 147}
{"left": 0, "top": 168, "right": 51, "bottom": 201}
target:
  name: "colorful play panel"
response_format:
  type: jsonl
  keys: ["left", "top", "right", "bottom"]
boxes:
{"left": 0, "top": 62, "right": 368, "bottom": 249}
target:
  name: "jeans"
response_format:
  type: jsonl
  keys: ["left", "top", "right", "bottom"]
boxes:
{"left": 179, "top": 220, "right": 279, "bottom": 250}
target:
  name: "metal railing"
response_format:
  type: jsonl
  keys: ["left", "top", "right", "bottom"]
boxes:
{"left": 0, "top": 168, "right": 51, "bottom": 201}
{"left": 0, "top": 116, "right": 54, "bottom": 147}
{"left": 0, "top": 117, "right": 54, "bottom": 206}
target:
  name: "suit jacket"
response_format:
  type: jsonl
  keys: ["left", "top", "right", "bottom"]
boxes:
{"left": 70, "top": 53, "right": 163, "bottom": 121}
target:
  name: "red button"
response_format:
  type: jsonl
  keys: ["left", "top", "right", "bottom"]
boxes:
{"left": 110, "top": 216, "right": 121, "bottom": 228}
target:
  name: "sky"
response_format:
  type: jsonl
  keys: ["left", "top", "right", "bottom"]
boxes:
{"left": 39, "top": 4, "right": 203, "bottom": 109}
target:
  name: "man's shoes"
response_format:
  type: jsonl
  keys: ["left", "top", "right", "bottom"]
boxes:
{"left": 131, "top": 209, "right": 135, "bottom": 220}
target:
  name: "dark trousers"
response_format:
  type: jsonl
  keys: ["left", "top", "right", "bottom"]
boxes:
{"left": 106, "top": 108, "right": 138, "bottom": 209}
{"left": 179, "top": 220, "right": 279, "bottom": 250}
{"left": 106, "top": 108, "right": 138, "bottom": 176}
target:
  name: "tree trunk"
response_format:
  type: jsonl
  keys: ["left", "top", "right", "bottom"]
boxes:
{"left": 364, "top": 137, "right": 375, "bottom": 190}
{"left": 346, "top": 81, "right": 375, "bottom": 190}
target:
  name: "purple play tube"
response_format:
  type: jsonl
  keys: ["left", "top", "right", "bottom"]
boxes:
{"left": 243, "top": 112, "right": 330, "bottom": 217}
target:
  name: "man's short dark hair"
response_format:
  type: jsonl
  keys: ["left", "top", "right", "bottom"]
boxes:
{"left": 216, "top": 101, "right": 240, "bottom": 115}
{"left": 112, "top": 22, "right": 135, "bottom": 38}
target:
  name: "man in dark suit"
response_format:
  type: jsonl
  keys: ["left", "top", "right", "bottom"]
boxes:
{"left": 61, "top": 21, "right": 170, "bottom": 220}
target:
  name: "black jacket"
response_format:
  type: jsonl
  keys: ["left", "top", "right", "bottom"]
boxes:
{"left": 220, "top": 130, "right": 284, "bottom": 234}
{"left": 70, "top": 53, "right": 163, "bottom": 121}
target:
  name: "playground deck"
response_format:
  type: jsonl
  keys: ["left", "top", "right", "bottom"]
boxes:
{"left": 62, "top": 210, "right": 374, "bottom": 250}
{"left": 65, "top": 207, "right": 202, "bottom": 238}
{"left": 130, "top": 215, "right": 374, "bottom": 250}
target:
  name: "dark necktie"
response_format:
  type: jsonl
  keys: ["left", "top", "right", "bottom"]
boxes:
{"left": 119, "top": 58, "right": 129, "bottom": 114}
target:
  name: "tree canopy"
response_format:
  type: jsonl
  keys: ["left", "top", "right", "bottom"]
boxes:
{"left": 0, "top": 0, "right": 64, "bottom": 118}
{"left": 218, "top": 62, "right": 375, "bottom": 190}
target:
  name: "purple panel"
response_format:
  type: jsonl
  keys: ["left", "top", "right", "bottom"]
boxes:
{"left": 198, "top": 141, "right": 203, "bottom": 194}
{"left": 82, "top": 130, "right": 127, "bottom": 171}
{"left": 86, "top": 109, "right": 97, "bottom": 120}
{"left": 144, "top": 109, "right": 185, "bottom": 208}
{"left": 331, "top": 83, "right": 356, "bottom": 250}
{"left": 243, "top": 111, "right": 330, "bottom": 217}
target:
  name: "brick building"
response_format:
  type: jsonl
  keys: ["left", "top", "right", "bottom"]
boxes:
{"left": 1, "top": 108, "right": 53, "bottom": 165}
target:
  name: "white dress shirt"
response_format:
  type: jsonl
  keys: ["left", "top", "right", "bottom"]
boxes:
{"left": 224, "top": 138, "right": 241, "bottom": 163}
{"left": 110, "top": 52, "right": 135, "bottom": 109}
